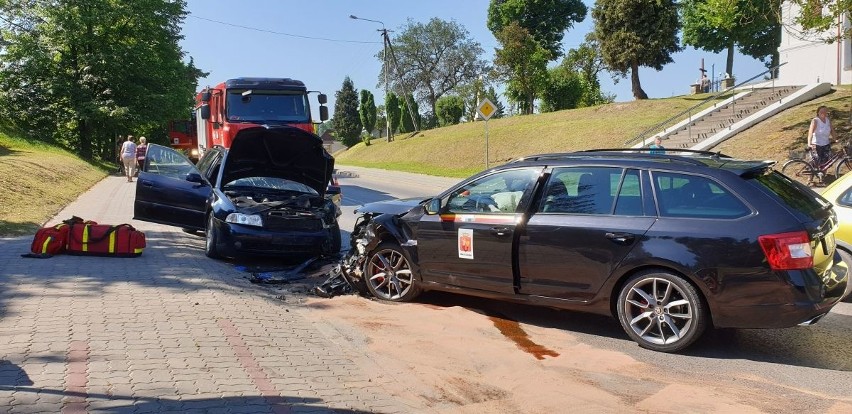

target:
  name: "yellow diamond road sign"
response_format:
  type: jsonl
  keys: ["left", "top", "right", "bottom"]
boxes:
{"left": 477, "top": 98, "right": 496, "bottom": 121}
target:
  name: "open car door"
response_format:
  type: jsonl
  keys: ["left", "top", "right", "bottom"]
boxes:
{"left": 134, "top": 144, "right": 211, "bottom": 230}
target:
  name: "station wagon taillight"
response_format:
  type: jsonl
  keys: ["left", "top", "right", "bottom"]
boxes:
{"left": 758, "top": 231, "right": 813, "bottom": 270}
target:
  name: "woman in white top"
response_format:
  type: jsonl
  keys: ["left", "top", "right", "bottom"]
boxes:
{"left": 809, "top": 105, "right": 835, "bottom": 165}
{"left": 120, "top": 135, "right": 137, "bottom": 182}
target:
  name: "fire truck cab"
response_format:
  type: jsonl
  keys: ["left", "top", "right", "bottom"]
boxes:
{"left": 194, "top": 77, "right": 328, "bottom": 156}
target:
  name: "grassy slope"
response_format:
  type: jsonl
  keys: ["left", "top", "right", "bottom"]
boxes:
{"left": 0, "top": 131, "right": 108, "bottom": 236}
{"left": 337, "top": 87, "right": 852, "bottom": 178}
{"left": 337, "top": 94, "right": 729, "bottom": 177}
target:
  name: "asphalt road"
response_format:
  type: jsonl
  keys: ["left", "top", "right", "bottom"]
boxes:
{"left": 333, "top": 166, "right": 852, "bottom": 404}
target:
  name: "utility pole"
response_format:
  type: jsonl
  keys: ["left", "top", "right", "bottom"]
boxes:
{"left": 350, "top": 15, "right": 392, "bottom": 142}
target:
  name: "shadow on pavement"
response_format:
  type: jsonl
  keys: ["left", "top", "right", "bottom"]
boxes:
{"left": 0, "top": 228, "right": 346, "bottom": 319}
{"left": 0, "top": 384, "right": 375, "bottom": 413}
{"left": 0, "top": 360, "right": 33, "bottom": 387}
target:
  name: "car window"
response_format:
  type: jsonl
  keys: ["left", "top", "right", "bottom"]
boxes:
{"left": 838, "top": 187, "right": 852, "bottom": 207}
{"left": 445, "top": 168, "right": 539, "bottom": 213}
{"left": 194, "top": 151, "right": 222, "bottom": 185}
{"left": 751, "top": 171, "right": 831, "bottom": 221}
{"left": 653, "top": 172, "right": 750, "bottom": 219}
{"left": 613, "top": 169, "right": 643, "bottom": 216}
{"left": 144, "top": 145, "right": 196, "bottom": 180}
{"left": 539, "top": 167, "right": 620, "bottom": 214}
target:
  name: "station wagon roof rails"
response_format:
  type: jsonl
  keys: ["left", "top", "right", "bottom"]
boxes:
{"left": 510, "top": 149, "right": 732, "bottom": 166}
{"left": 580, "top": 148, "right": 732, "bottom": 158}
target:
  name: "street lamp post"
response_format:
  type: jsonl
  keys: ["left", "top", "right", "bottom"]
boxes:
{"left": 350, "top": 14, "right": 391, "bottom": 142}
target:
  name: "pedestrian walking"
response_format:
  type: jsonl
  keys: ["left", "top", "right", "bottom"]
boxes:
{"left": 120, "top": 135, "right": 137, "bottom": 182}
{"left": 135, "top": 136, "right": 148, "bottom": 175}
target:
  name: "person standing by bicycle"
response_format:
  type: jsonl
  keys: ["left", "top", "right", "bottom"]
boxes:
{"left": 809, "top": 105, "right": 835, "bottom": 164}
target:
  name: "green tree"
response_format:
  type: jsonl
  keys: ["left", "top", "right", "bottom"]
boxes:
{"left": 563, "top": 33, "right": 614, "bottom": 107}
{"left": 435, "top": 95, "right": 465, "bottom": 126}
{"left": 483, "top": 87, "right": 506, "bottom": 119}
{"left": 385, "top": 92, "right": 401, "bottom": 141}
{"left": 399, "top": 93, "right": 420, "bottom": 133}
{"left": 375, "top": 104, "right": 387, "bottom": 138}
{"left": 487, "top": 0, "right": 587, "bottom": 59}
{"left": 420, "top": 111, "right": 438, "bottom": 130}
{"left": 494, "top": 22, "right": 549, "bottom": 114}
{"left": 539, "top": 66, "right": 583, "bottom": 112}
{"left": 682, "top": 0, "right": 781, "bottom": 77}
{"left": 0, "top": 0, "right": 202, "bottom": 159}
{"left": 382, "top": 18, "right": 489, "bottom": 119}
{"left": 359, "top": 89, "right": 377, "bottom": 137}
{"left": 592, "top": 0, "right": 682, "bottom": 100}
{"left": 333, "top": 77, "right": 362, "bottom": 147}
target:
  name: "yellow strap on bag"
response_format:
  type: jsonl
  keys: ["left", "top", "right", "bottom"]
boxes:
{"left": 82, "top": 224, "right": 89, "bottom": 252}
{"left": 41, "top": 236, "right": 53, "bottom": 254}
{"left": 109, "top": 230, "right": 116, "bottom": 253}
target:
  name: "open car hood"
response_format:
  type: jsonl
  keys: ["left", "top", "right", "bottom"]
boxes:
{"left": 222, "top": 126, "right": 334, "bottom": 195}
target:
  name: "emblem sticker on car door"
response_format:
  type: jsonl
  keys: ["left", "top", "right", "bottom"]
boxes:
{"left": 458, "top": 228, "right": 474, "bottom": 259}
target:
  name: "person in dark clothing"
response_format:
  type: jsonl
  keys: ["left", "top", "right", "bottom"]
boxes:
{"left": 115, "top": 136, "right": 126, "bottom": 174}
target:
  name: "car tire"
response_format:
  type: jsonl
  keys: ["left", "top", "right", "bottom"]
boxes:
{"left": 365, "top": 242, "right": 421, "bottom": 302}
{"left": 617, "top": 270, "right": 708, "bottom": 352}
{"left": 205, "top": 214, "right": 221, "bottom": 259}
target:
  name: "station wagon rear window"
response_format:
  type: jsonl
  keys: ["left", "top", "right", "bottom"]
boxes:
{"left": 653, "top": 172, "right": 750, "bottom": 219}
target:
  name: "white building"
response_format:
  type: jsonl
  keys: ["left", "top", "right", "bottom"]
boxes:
{"left": 778, "top": 1, "right": 852, "bottom": 86}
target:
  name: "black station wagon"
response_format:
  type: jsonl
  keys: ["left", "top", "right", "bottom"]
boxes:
{"left": 342, "top": 150, "right": 851, "bottom": 352}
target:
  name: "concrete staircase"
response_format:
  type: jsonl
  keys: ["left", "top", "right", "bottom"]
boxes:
{"left": 630, "top": 83, "right": 833, "bottom": 151}
{"left": 662, "top": 87, "right": 799, "bottom": 149}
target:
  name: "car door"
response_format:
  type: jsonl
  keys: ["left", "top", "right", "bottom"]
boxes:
{"left": 414, "top": 167, "right": 542, "bottom": 293}
{"left": 518, "top": 167, "right": 656, "bottom": 301}
{"left": 134, "top": 144, "right": 212, "bottom": 230}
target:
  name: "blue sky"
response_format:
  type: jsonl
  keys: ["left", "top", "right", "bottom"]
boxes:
{"left": 180, "top": 0, "right": 769, "bottom": 116}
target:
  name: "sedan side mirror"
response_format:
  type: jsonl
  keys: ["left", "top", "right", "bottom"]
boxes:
{"left": 425, "top": 198, "right": 441, "bottom": 215}
{"left": 186, "top": 172, "right": 206, "bottom": 184}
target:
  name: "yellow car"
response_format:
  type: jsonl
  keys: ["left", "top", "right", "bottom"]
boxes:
{"left": 820, "top": 173, "right": 852, "bottom": 301}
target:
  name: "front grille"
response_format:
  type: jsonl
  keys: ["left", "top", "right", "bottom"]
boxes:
{"left": 264, "top": 213, "right": 323, "bottom": 232}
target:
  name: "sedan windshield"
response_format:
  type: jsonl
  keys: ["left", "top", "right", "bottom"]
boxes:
{"left": 226, "top": 89, "right": 310, "bottom": 123}
{"left": 224, "top": 177, "right": 318, "bottom": 195}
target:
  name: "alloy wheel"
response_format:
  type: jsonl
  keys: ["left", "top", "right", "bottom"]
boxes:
{"left": 622, "top": 277, "right": 694, "bottom": 346}
{"left": 367, "top": 248, "right": 414, "bottom": 301}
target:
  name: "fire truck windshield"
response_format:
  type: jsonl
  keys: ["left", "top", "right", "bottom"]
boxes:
{"left": 226, "top": 89, "right": 310, "bottom": 123}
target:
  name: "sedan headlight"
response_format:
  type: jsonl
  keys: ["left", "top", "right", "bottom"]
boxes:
{"left": 225, "top": 213, "right": 263, "bottom": 227}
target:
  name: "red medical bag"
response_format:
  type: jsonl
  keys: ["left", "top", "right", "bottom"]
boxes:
{"left": 66, "top": 222, "right": 146, "bottom": 257}
{"left": 28, "top": 217, "right": 86, "bottom": 255}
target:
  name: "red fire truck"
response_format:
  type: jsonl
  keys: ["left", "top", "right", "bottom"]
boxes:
{"left": 194, "top": 77, "right": 328, "bottom": 156}
{"left": 167, "top": 118, "right": 199, "bottom": 161}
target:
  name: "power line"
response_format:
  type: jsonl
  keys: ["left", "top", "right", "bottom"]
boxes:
{"left": 189, "top": 14, "right": 381, "bottom": 44}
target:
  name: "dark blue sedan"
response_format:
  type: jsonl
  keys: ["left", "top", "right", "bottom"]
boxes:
{"left": 134, "top": 126, "right": 340, "bottom": 259}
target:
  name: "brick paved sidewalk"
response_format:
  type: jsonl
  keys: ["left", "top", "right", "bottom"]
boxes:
{"left": 0, "top": 174, "right": 424, "bottom": 413}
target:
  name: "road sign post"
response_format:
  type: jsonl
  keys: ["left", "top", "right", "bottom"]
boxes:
{"left": 477, "top": 98, "right": 496, "bottom": 169}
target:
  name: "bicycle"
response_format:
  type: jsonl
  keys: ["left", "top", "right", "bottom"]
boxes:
{"left": 781, "top": 142, "right": 852, "bottom": 186}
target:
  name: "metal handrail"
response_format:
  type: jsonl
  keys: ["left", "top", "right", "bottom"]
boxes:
{"left": 625, "top": 62, "right": 787, "bottom": 147}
